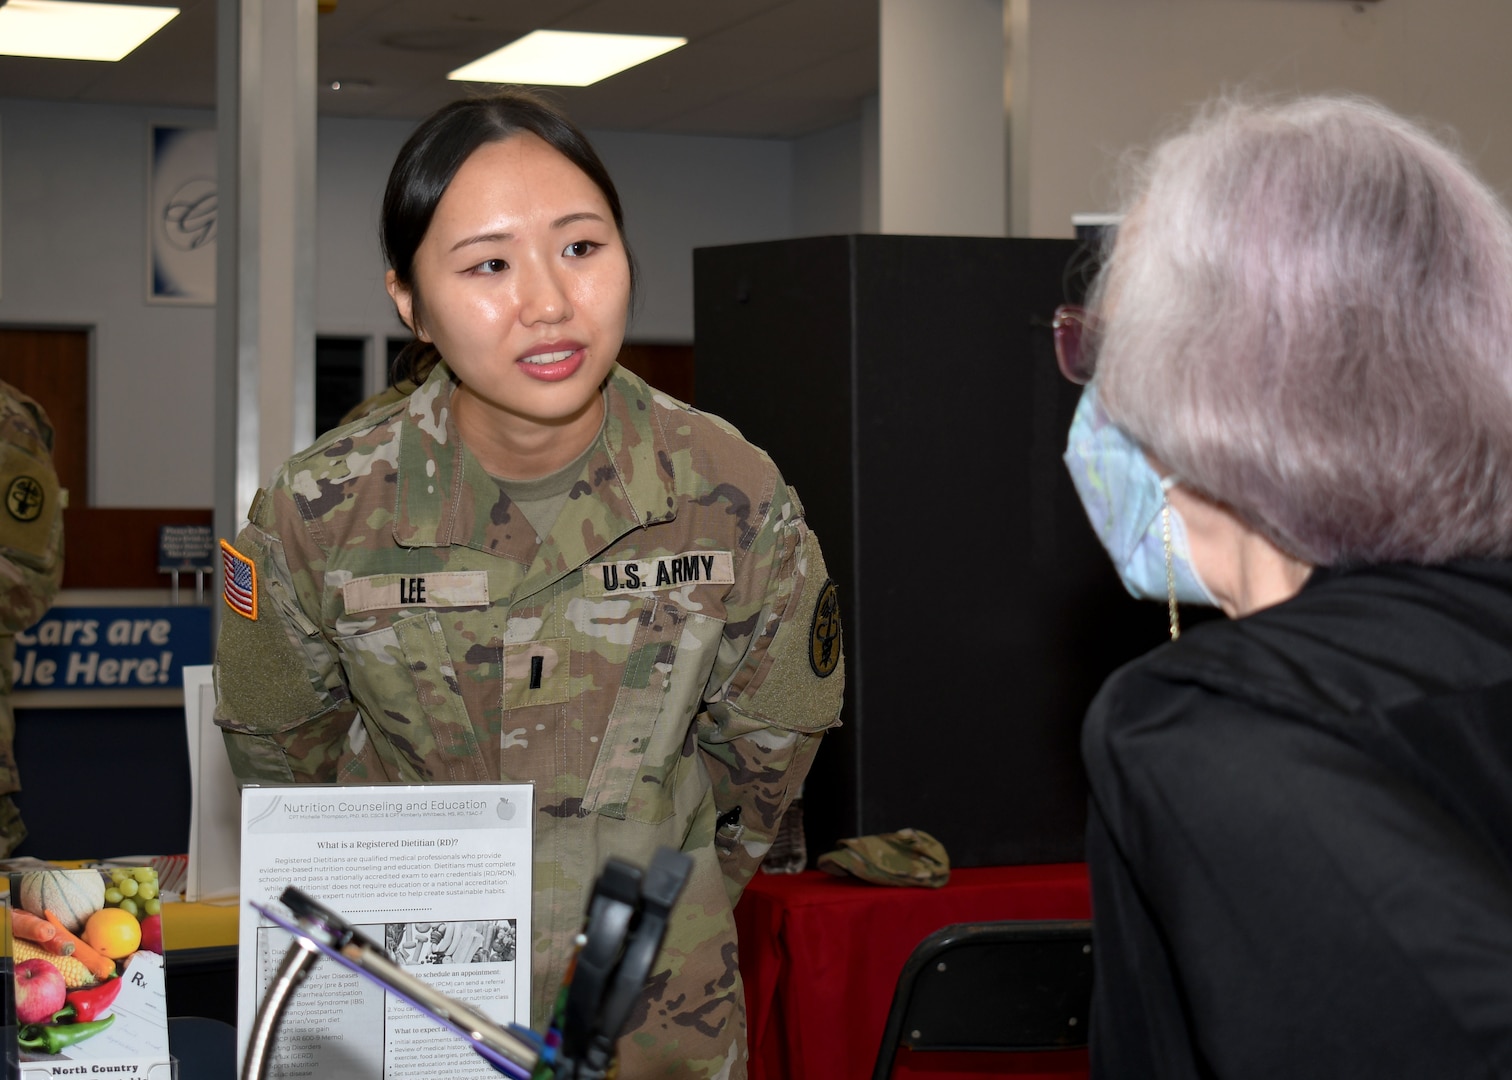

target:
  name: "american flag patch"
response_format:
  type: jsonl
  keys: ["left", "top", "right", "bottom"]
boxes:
{"left": 221, "top": 539, "right": 258, "bottom": 620}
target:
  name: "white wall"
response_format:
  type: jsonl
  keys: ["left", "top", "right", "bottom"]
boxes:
{"left": 880, "top": 0, "right": 1007, "bottom": 236}
{"left": 591, "top": 130, "right": 793, "bottom": 342}
{"left": 314, "top": 115, "right": 415, "bottom": 354}
{"left": 793, "top": 119, "right": 864, "bottom": 237}
{"left": 1014, "top": 0, "right": 1512, "bottom": 238}
{"left": 784, "top": 98, "right": 877, "bottom": 239}
{"left": 0, "top": 99, "right": 797, "bottom": 507}
{"left": 0, "top": 101, "right": 217, "bottom": 510}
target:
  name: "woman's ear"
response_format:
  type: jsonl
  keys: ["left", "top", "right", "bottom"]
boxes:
{"left": 386, "top": 270, "right": 430, "bottom": 342}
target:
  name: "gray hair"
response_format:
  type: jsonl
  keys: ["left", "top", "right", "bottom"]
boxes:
{"left": 1091, "top": 95, "right": 1512, "bottom": 566}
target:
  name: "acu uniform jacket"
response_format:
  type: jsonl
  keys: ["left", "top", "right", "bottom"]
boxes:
{"left": 215, "top": 363, "right": 845, "bottom": 1078}
{"left": 0, "top": 380, "right": 63, "bottom": 855}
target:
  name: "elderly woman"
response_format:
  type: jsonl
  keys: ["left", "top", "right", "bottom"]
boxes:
{"left": 1059, "top": 97, "right": 1512, "bottom": 1078}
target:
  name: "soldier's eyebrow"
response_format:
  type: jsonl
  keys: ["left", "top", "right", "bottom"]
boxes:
{"left": 450, "top": 232, "right": 513, "bottom": 252}
{"left": 447, "top": 214, "right": 606, "bottom": 253}
{"left": 551, "top": 212, "right": 605, "bottom": 229}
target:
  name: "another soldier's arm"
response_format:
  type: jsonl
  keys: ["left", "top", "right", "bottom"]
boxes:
{"left": 214, "top": 488, "right": 359, "bottom": 784}
{"left": 0, "top": 407, "right": 64, "bottom": 633}
{"left": 697, "top": 482, "right": 845, "bottom": 905}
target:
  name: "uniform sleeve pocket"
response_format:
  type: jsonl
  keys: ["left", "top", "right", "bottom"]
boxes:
{"left": 215, "top": 528, "right": 340, "bottom": 738}
{"left": 730, "top": 524, "right": 845, "bottom": 734}
{"left": 0, "top": 440, "right": 60, "bottom": 565}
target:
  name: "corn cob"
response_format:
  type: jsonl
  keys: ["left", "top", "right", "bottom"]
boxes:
{"left": 13, "top": 938, "right": 95, "bottom": 988}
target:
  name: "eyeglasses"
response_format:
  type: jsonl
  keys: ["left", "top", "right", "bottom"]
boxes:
{"left": 1052, "top": 304, "right": 1097, "bottom": 385}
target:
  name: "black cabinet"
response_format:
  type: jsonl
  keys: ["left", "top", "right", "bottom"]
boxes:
{"left": 693, "top": 235, "right": 1170, "bottom": 867}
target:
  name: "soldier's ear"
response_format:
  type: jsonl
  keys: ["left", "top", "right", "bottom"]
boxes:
{"left": 386, "top": 271, "right": 431, "bottom": 342}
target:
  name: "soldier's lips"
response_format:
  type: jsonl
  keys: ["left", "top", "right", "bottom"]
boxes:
{"left": 516, "top": 345, "right": 585, "bottom": 382}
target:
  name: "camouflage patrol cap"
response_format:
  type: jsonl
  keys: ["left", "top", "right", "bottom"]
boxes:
{"left": 817, "top": 828, "right": 950, "bottom": 888}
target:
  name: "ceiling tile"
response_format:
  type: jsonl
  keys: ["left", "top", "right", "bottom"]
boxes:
{"left": 0, "top": 0, "right": 878, "bottom": 138}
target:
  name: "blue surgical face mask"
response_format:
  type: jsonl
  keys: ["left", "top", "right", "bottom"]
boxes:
{"left": 1062, "top": 382, "right": 1219, "bottom": 616}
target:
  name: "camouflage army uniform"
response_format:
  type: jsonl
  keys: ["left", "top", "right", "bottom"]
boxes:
{"left": 216, "top": 362, "right": 844, "bottom": 1077}
{"left": 0, "top": 382, "right": 65, "bottom": 855}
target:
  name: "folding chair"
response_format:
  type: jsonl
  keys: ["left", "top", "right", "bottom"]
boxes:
{"left": 871, "top": 919, "right": 1094, "bottom": 1080}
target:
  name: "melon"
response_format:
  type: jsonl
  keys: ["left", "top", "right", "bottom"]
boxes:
{"left": 17, "top": 869, "right": 105, "bottom": 933}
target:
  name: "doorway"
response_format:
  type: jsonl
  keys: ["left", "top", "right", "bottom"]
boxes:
{"left": 0, "top": 327, "right": 89, "bottom": 504}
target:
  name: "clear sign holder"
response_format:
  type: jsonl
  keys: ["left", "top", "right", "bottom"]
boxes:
{"left": 157, "top": 525, "right": 215, "bottom": 606}
{"left": 162, "top": 568, "right": 208, "bottom": 606}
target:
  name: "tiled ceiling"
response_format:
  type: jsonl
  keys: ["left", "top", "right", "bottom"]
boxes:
{"left": 0, "top": 0, "right": 879, "bottom": 138}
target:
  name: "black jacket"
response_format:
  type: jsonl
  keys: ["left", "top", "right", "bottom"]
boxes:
{"left": 1083, "top": 560, "right": 1512, "bottom": 1079}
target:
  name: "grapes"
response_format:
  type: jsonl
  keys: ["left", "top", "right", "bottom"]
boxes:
{"left": 100, "top": 866, "right": 162, "bottom": 925}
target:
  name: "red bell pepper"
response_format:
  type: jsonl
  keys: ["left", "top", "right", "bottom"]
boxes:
{"left": 65, "top": 976, "right": 122, "bottom": 1023}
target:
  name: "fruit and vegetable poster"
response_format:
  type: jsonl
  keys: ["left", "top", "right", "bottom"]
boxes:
{"left": 8, "top": 867, "right": 172, "bottom": 1078}
{"left": 237, "top": 783, "right": 533, "bottom": 1079}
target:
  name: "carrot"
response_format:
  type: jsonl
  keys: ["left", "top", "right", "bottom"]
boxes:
{"left": 40, "top": 935, "right": 76, "bottom": 957}
{"left": 42, "top": 911, "right": 115, "bottom": 981}
{"left": 10, "top": 909, "right": 56, "bottom": 943}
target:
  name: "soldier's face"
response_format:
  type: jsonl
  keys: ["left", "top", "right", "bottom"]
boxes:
{"left": 387, "top": 133, "right": 631, "bottom": 448}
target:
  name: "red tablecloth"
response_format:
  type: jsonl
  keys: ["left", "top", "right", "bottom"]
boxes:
{"left": 734, "top": 864, "right": 1092, "bottom": 1080}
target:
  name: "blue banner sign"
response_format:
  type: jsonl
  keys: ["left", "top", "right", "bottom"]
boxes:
{"left": 13, "top": 605, "right": 212, "bottom": 690}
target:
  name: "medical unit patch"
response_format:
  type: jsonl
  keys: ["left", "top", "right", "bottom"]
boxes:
{"left": 221, "top": 539, "right": 258, "bottom": 620}
{"left": 5, "top": 475, "right": 44, "bottom": 523}
{"left": 809, "top": 578, "right": 841, "bottom": 677}
{"left": 810, "top": 577, "right": 846, "bottom": 677}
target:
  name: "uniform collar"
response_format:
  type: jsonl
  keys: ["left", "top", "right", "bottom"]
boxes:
{"left": 391, "top": 362, "right": 678, "bottom": 565}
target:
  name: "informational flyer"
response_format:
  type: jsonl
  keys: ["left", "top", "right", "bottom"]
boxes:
{"left": 237, "top": 783, "right": 533, "bottom": 1079}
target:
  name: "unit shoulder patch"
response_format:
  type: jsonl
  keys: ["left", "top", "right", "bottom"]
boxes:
{"left": 809, "top": 578, "right": 841, "bottom": 678}
{"left": 5, "top": 475, "right": 44, "bottom": 523}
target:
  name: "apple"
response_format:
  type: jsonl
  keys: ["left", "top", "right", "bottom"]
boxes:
{"left": 14, "top": 957, "right": 66, "bottom": 1025}
{"left": 139, "top": 914, "right": 163, "bottom": 955}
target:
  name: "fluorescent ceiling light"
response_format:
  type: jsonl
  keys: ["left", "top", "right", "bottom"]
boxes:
{"left": 449, "top": 29, "right": 686, "bottom": 88}
{"left": 0, "top": 0, "right": 179, "bottom": 62}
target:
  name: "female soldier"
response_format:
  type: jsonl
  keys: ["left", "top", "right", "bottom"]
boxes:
{"left": 1059, "top": 96, "right": 1512, "bottom": 1077}
{"left": 215, "top": 89, "right": 843, "bottom": 1077}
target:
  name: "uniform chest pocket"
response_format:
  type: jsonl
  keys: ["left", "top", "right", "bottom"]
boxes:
{"left": 571, "top": 595, "right": 723, "bottom": 825}
{"left": 333, "top": 611, "right": 491, "bottom": 782}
